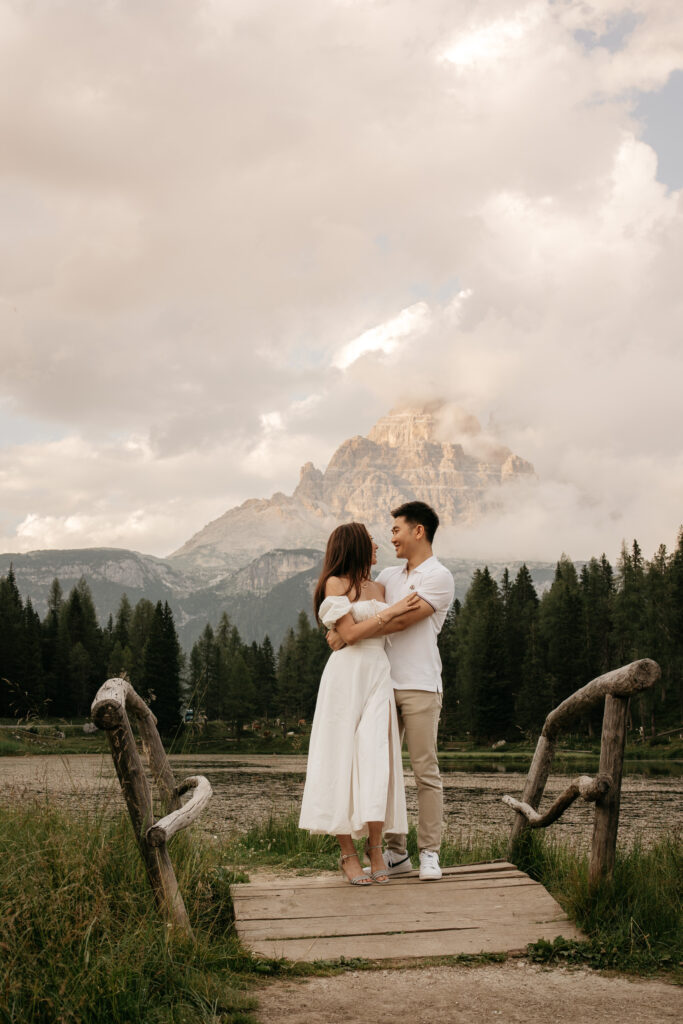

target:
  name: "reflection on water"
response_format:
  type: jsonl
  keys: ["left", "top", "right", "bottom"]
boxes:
{"left": 2, "top": 753, "right": 681, "bottom": 851}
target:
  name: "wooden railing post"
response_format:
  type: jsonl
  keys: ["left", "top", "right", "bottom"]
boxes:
{"left": 589, "top": 693, "right": 629, "bottom": 884}
{"left": 506, "top": 659, "right": 660, "bottom": 862}
{"left": 508, "top": 735, "right": 556, "bottom": 846}
{"left": 91, "top": 677, "right": 212, "bottom": 939}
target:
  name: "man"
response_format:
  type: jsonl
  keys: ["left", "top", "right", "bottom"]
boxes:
{"left": 327, "top": 500, "right": 455, "bottom": 880}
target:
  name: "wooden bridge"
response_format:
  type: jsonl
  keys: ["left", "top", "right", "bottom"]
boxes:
{"left": 232, "top": 658, "right": 659, "bottom": 962}
{"left": 232, "top": 860, "right": 582, "bottom": 961}
{"left": 92, "top": 658, "right": 659, "bottom": 960}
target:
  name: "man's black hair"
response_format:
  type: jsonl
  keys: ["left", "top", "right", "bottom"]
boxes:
{"left": 390, "top": 501, "right": 440, "bottom": 544}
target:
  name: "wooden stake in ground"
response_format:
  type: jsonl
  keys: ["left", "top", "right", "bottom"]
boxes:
{"left": 590, "top": 693, "right": 629, "bottom": 885}
{"left": 91, "top": 677, "right": 212, "bottom": 938}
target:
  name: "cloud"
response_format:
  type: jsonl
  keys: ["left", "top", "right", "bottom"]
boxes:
{"left": 333, "top": 302, "right": 431, "bottom": 369}
{"left": 439, "top": 3, "right": 543, "bottom": 69}
{"left": 0, "top": 1, "right": 681, "bottom": 560}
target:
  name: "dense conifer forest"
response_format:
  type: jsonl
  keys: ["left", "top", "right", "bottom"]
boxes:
{"left": 1, "top": 531, "right": 682, "bottom": 741}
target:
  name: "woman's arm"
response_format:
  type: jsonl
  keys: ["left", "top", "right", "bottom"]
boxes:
{"left": 326, "top": 596, "right": 435, "bottom": 651}
{"left": 324, "top": 577, "right": 420, "bottom": 646}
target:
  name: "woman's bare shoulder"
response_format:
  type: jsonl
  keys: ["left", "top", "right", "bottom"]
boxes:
{"left": 325, "top": 576, "right": 350, "bottom": 597}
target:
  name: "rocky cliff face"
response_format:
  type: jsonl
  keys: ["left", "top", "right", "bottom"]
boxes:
{"left": 170, "top": 404, "right": 534, "bottom": 577}
{"left": 229, "top": 549, "right": 323, "bottom": 597}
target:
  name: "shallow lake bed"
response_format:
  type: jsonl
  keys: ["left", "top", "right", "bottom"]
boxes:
{"left": 1, "top": 753, "right": 680, "bottom": 851}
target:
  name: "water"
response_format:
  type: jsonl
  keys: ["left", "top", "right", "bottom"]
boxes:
{"left": 2, "top": 753, "right": 680, "bottom": 850}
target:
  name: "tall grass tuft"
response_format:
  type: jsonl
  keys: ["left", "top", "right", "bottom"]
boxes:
{"left": 223, "top": 811, "right": 339, "bottom": 870}
{"left": 0, "top": 805, "right": 261, "bottom": 1024}
{"left": 512, "top": 828, "right": 682, "bottom": 974}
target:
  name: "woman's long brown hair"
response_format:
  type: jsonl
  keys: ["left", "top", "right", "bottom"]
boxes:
{"left": 313, "top": 522, "right": 373, "bottom": 619}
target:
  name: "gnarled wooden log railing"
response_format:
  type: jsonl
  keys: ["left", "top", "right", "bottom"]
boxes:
{"left": 91, "top": 677, "right": 213, "bottom": 938}
{"left": 504, "top": 658, "right": 660, "bottom": 884}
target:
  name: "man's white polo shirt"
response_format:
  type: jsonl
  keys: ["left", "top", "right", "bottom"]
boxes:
{"left": 376, "top": 555, "right": 455, "bottom": 693}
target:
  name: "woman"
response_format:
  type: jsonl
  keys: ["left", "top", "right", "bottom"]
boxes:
{"left": 299, "top": 522, "right": 419, "bottom": 885}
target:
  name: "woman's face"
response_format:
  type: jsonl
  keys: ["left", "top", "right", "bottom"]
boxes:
{"left": 370, "top": 536, "right": 378, "bottom": 565}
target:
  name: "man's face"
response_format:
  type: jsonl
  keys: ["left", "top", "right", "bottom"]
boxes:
{"left": 391, "top": 516, "right": 418, "bottom": 558}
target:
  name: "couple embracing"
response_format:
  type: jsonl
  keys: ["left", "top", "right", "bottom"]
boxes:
{"left": 299, "top": 501, "right": 455, "bottom": 885}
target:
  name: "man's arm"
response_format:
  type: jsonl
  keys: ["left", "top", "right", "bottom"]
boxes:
{"left": 377, "top": 597, "right": 434, "bottom": 634}
{"left": 326, "top": 596, "right": 435, "bottom": 649}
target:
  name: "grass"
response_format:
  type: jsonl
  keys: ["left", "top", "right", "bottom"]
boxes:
{"left": 1, "top": 804, "right": 680, "bottom": 1024}
{"left": 511, "top": 828, "right": 682, "bottom": 976}
{"left": 0, "top": 724, "right": 109, "bottom": 756}
{"left": 0, "top": 738, "right": 23, "bottom": 756}
{"left": 0, "top": 805, "right": 359, "bottom": 1024}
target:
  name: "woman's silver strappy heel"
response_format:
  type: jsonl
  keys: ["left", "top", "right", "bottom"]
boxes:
{"left": 364, "top": 842, "right": 390, "bottom": 884}
{"left": 339, "top": 853, "right": 371, "bottom": 885}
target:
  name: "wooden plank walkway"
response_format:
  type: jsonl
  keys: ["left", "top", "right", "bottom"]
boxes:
{"left": 232, "top": 860, "right": 584, "bottom": 961}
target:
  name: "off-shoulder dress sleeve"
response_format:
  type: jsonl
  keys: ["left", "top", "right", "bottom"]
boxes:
{"left": 318, "top": 595, "right": 353, "bottom": 629}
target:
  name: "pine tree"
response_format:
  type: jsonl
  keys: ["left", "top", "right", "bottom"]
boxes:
{"left": 114, "top": 594, "right": 133, "bottom": 649}
{"left": 68, "top": 642, "right": 92, "bottom": 716}
{"left": 277, "top": 628, "right": 299, "bottom": 729}
{"left": 538, "top": 556, "right": 584, "bottom": 709}
{"left": 41, "top": 578, "right": 64, "bottom": 713}
{"left": 0, "top": 565, "right": 24, "bottom": 716}
{"left": 142, "top": 602, "right": 181, "bottom": 733}
{"left": 190, "top": 624, "right": 219, "bottom": 720}
{"left": 128, "top": 598, "right": 156, "bottom": 689}
{"left": 515, "top": 617, "right": 547, "bottom": 736}
{"left": 62, "top": 578, "right": 103, "bottom": 712}
{"left": 579, "top": 555, "right": 615, "bottom": 735}
{"left": 222, "top": 648, "right": 257, "bottom": 736}
{"left": 293, "top": 610, "right": 328, "bottom": 720}
{"left": 506, "top": 565, "right": 544, "bottom": 737}
{"left": 455, "top": 568, "right": 508, "bottom": 740}
{"left": 258, "top": 636, "right": 278, "bottom": 719}
{"left": 438, "top": 599, "right": 460, "bottom": 738}
{"left": 613, "top": 541, "right": 650, "bottom": 734}
{"left": 22, "top": 598, "right": 45, "bottom": 709}
{"left": 644, "top": 544, "right": 675, "bottom": 732}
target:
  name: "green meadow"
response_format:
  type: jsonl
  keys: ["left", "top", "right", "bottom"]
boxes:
{"left": 1, "top": 800, "right": 680, "bottom": 1024}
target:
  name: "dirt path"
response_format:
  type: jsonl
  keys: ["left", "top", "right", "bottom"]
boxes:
{"left": 255, "top": 962, "right": 680, "bottom": 1024}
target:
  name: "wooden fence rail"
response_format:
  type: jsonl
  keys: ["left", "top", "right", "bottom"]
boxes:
{"left": 503, "top": 658, "right": 660, "bottom": 884}
{"left": 91, "top": 676, "right": 213, "bottom": 938}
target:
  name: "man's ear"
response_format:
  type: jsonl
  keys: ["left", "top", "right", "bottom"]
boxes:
{"left": 414, "top": 523, "right": 425, "bottom": 540}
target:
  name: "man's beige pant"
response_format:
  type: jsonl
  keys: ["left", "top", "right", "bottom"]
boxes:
{"left": 385, "top": 689, "right": 442, "bottom": 854}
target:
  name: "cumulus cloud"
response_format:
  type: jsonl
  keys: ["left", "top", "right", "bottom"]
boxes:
{"left": 0, "top": 0, "right": 681, "bottom": 560}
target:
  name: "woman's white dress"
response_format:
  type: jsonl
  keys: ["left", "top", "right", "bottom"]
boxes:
{"left": 299, "top": 596, "right": 408, "bottom": 839}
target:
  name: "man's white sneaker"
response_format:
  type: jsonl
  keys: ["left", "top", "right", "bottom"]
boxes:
{"left": 419, "top": 849, "right": 442, "bottom": 880}
{"left": 381, "top": 849, "right": 414, "bottom": 875}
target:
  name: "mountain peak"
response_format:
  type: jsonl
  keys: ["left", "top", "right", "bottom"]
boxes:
{"left": 169, "top": 403, "right": 535, "bottom": 576}
{"left": 367, "top": 403, "right": 485, "bottom": 448}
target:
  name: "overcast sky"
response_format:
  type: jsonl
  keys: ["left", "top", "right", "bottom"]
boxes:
{"left": 1, "top": 0, "right": 682, "bottom": 564}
